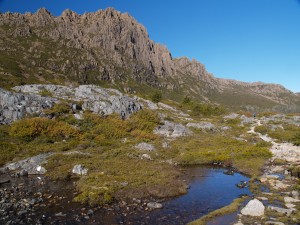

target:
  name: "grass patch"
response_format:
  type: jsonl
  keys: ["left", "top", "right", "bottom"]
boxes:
{"left": 171, "top": 133, "right": 272, "bottom": 176}
{"left": 188, "top": 197, "right": 248, "bottom": 225}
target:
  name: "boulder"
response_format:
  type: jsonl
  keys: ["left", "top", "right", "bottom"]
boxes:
{"left": 1, "top": 153, "right": 51, "bottom": 175}
{"left": 154, "top": 121, "right": 191, "bottom": 138}
{"left": 140, "top": 154, "right": 152, "bottom": 160}
{"left": 135, "top": 142, "right": 155, "bottom": 151}
{"left": 241, "top": 199, "right": 265, "bottom": 217}
{"left": 72, "top": 164, "right": 88, "bottom": 175}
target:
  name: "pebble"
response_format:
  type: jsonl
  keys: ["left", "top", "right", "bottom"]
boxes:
{"left": 146, "top": 202, "right": 163, "bottom": 209}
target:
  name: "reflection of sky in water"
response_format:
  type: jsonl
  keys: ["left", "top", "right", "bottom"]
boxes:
{"left": 132, "top": 167, "right": 251, "bottom": 225}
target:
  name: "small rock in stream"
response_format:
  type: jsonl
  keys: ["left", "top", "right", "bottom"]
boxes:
{"left": 146, "top": 202, "right": 163, "bottom": 209}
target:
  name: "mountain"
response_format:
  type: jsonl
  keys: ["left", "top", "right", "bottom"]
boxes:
{"left": 0, "top": 8, "right": 299, "bottom": 112}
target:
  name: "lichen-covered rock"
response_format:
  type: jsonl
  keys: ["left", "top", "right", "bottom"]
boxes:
{"left": 241, "top": 199, "right": 265, "bottom": 217}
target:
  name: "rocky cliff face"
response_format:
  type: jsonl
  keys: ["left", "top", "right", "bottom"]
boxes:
{"left": 0, "top": 8, "right": 299, "bottom": 111}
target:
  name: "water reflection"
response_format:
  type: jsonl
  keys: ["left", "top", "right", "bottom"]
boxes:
{"left": 124, "top": 167, "right": 251, "bottom": 225}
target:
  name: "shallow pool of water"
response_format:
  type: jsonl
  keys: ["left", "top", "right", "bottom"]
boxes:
{"left": 108, "top": 167, "right": 251, "bottom": 225}
{"left": 0, "top": 167, "right": 251, "bottom": 225}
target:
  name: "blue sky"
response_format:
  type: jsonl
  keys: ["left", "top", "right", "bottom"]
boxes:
{"left": 1, "top": 0, "right": 300, "bottom": 92}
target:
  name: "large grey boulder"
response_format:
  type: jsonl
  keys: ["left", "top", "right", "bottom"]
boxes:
{"left": 241, "top": 199, "right": 265, "bottom": 217}
{"left": 0, "top": 153, "right": 51, "bottom": 175}
{"left": 154, "top": 121, "right": 191, "bottom": 138}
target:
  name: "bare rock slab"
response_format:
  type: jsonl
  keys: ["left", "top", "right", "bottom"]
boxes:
{"left": 241, "top": 199, "right": 265, "bottom": 217}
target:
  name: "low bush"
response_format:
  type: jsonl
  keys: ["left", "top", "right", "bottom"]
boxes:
{"left": 9, "top": 117, "right": 80, "bottom": 141}
{"left": 254, "top": 125, "right": 268, "bottom": 135}
{"left": 151, "top": 91, "right": 162, "bottom": 103}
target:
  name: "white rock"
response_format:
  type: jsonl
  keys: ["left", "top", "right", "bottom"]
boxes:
{"left": 141, "top": 154, "right": 152, "bottom": 160}
{"left": 292, "top": 190, "right": 299, "bottom": 199}
{"left": 147, "top": 202, "right": 163, "bottom": 209}
{"left": 72, "top": 164, "right": 88, "bottom": 175}
{"left": 36, "top": 165, "right": 46, "bottom": 174}
{"left": 268, "top": 205, "right": 295, "bottom": 216}
{"left": 284, "top": 196, "right": 300, "bottom": 203}
{"left": 285, "top": 203, "right": 296, "bottom": 209}
{"left": 241, "top": 199, "right": 265, "bottom": 217}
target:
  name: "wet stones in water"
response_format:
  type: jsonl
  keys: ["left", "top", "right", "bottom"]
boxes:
{"left": 223, "top": 169, "right": 234, "bottom": 175}
{"left": 236, "top": 181, "right": 247, "bottom": 188}
{"left": 0, "top": 178, "right": 10, "bottom": 184}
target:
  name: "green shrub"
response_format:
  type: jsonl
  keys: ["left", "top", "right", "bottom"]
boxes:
{"left": 128, "top": 109, "right": 161, "bottom": 133}
{"left": 44, "top": 102, "right": 71, "bottom": 116}
{"left": 192, "top": 103, "right": 225, "bottom": 116}
{"left": 151, "top": 91, "right": 162, "bottom": 103}
{"left": 254, "top": 125, "right": 268, "bottom": 135}
{"left": 292, "top": 132, "right": 300, "bottom": 146}
{"left": 9, "top": 117, "right": 80, "bottom": 140}
{"left": 182, "top": 96, "right": 191, "bottom": 104}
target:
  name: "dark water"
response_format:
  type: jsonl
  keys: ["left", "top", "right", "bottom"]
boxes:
{"left": 0, "top": 167, "right": 251, "bottom": 225}
{"left": 119, "top": 167, "right": 251, "bottom": 225}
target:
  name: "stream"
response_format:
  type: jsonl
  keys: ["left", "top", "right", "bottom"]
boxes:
{"left": 0, "top": 167, "right": 251, "bottom": 225}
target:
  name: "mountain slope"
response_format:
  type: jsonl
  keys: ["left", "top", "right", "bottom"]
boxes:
{"left": 0, "top": 8, "right": 299, "bottom": 112}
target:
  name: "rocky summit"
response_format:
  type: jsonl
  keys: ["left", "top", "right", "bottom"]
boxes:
{"left": 0, "top": 8, "right": 299, "bottom": 111}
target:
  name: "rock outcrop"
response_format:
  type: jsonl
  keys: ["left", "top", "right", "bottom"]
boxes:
{"left": 0, "top": 84, "right": 143, "bottom": 124}
{"left": 0, "top": 153, "right": 51, "bottom": 175}
{"left": 0, "top": 88, "right": 56, "bottom": 124}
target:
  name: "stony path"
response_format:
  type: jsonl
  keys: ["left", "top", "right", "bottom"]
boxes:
{"left": 234, "top": 119, "right": 300, "bottom": 225}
